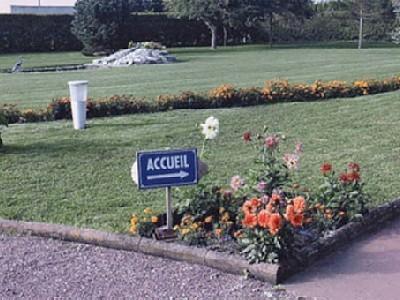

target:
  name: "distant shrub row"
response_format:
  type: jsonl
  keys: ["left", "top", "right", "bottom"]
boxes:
{"left": 0, "top": 14, "right": 82, "bottom": 53}
{"left": 3, "top": 76, "right": 400, "bottom": 124}
{"left": 0, "top": 14, "right": 215, "bottom": 53}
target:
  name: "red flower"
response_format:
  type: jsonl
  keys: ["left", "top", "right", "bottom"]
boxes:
{"left": 348, "top": 162, "right": 360, "bottom": 172}
{"left": 339, "top": 173, "right": 349, "bottom": 183}
{"left": 320, "top": 162, "right": 332, "bottom": 175}
{"left": 347, "top": 171, "right": 361, "bottom": 182}
{"left": 243, "top": 131, "right": 252, "bottom": 142}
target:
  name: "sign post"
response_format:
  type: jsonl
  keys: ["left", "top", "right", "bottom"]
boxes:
{"left": 166, "top": 187, "right": 173, "bottom": 230}
{"left": 132, "top": 148, "right": 207, "bottom": 239}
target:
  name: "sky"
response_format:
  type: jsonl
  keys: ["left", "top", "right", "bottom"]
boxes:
{"left": 0, "top": 0, "right": 77, "bottom": 13}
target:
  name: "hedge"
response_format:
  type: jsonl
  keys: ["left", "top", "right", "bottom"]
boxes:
{"left": 2, "top": 77, "right": 400, "bottom": 124}
{"left": 0, "top": 14, "right": 218, "bottom": 53}
{"left": 0, "top": 14, "right": 82, "bottom": 53}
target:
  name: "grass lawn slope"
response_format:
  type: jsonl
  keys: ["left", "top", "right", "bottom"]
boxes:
{"left": 1, "top": 45, "right": 400, "bottom": 108}
{"left": 1, "top": 91, "right": 399, "bottom": 232}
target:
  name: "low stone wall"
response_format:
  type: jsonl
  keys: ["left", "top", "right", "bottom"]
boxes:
{"left": 1, "top": 198, "right": 399, "bottom": 284}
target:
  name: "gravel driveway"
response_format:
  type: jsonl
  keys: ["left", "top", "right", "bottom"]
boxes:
{"left": 0, "top": 234, "right": 303, "bottom": 299}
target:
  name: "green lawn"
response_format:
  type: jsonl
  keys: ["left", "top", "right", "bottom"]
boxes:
{"left": 1, "top": 44, "right": 400, "bottom": 109}
{"left": 1, "top": 91, "right": 400, "bottom": 232}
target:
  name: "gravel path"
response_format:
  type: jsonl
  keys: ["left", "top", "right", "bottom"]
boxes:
{"left": 0, "top": 234, "right": 303, "bottom": 299}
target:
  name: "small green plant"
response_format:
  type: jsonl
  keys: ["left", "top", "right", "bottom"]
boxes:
{"left": 314, "top": 162, "right": 369, "bottom": 230}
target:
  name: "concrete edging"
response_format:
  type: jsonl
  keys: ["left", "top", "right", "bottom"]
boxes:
{"left": 1, "top": 197, "right": 400, "bottom": 284}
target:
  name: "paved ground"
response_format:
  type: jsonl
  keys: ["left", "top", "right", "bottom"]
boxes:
{"left": 286, "top": 218, "right": 400, "bottom": 300}
{"left": 0, "top": 234, "right": 301, "bottom": 300}
{"left": 2, "top": 218, "right": 400, "bottom": 299}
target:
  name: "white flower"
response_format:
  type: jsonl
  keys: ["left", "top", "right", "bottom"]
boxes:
{"left": 230, "top": 175, "right": 244, "bottom": 192}
{"left": 200, "top": 116, "right": 219, "bottom": 140}
{"left": 283, "top": 153, "right": 300, "bottom": 170}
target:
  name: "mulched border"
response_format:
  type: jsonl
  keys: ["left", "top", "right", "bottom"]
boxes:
{"left": 1, "top": 197, "right": 399, "bottom": 284}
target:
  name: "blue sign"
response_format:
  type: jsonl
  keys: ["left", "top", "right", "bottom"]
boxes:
{"left": 137, "top": 148, "right": 198, "bottom": 189}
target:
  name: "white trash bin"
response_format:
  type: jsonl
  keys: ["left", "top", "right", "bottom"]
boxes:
{"left": 68, "top": 80, "right": 88, "bottom": 130}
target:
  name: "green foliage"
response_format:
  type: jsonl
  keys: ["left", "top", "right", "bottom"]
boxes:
{"left": 315, "top": 162, "right": 369, "bottom": 230}
{"left": 4, "top": 75, "right": 400, "bottom": 125}
{"left": 71, "top": 0, "right": 133, "bottom": 54}
{"left": 0, "top": 14, "right": 82, "bottom": 53}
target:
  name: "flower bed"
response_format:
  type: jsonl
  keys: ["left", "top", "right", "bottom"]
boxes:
{"left": 3, "top": 76, "right": 400, "bottom": 124}
{"left": 129, "top": 117, "right": 372, "bottom": 272}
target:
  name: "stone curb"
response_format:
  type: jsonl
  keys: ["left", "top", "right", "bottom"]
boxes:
{"left": 0, "top": 218, "right": 281, "bottom": 283}
{"left": 1, "top": 198, "right": 399, "bottom": 284}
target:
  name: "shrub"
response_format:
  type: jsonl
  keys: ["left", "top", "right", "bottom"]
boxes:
{"left": 0, "top": 14, "right": 82, "bottom": 53}
{"left": 6, "top": 75, "right": 400, "bottom": 125}
{"left": 71, "top": 0, "right": 133, "bottom": 54}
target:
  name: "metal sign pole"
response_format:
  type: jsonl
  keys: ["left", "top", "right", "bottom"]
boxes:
{"left": 166, "top": 186, "right": 173, "bottom": 230}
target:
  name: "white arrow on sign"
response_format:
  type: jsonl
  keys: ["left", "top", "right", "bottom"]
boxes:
{"left": 147, "top": 170, "right": 189, "bottom": 180}
{"left": 131, "top": 159, "right": 208, "bottom": 186}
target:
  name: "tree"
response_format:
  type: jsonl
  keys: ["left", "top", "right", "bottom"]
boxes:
{"left": 246, "top": 0, "right": 312, "bottom": 47}
{"left": 167, "top": 0, "right": 224, "bottom": 49}
{"left": 351, "top": 0, "right": 394, "bottom": 49}
{"left": 71, "top": 0, "right": 132, "bottom": 54}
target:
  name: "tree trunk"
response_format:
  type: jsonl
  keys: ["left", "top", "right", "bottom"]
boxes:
{"left": 269, "top": 13, "right": 273, "bottom": 48}
{"left": 358, "top": 8, "right": 363, "bottom": 49}
{"left": 204, "top": 21, "right": 218, "bottom": 49}
{"left": 223, "top": 26, "right": 228, "bottom": 47}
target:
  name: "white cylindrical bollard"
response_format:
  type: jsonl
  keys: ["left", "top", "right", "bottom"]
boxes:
{"left": 68, "top": 80, "right": 88, "bottom": 130}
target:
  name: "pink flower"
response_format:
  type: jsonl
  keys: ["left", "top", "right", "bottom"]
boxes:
{"left": 295, "top": 142, "right": 303, "bottom": 154}
{"left": 265, "top": 135, "right": 279, "bottom": 149}
{"left": 283, "top": 153, "right": 300, "bottom": 170}
{"left": 230, "top": 175, "right": 244, "bottom": 192}
{"left": 256, "top": 181, "right": 267, "bottom": 192}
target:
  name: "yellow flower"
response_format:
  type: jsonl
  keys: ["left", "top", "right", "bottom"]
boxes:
{"left": 220, "top": 212, "right": 230, "bottom": 223}
{"left": 143, "top": 207, "right": 153, "bottom": 214}
{"left": 151, "top": 216, "right": 159, "bottom": 223}
{"left": 204, "top": 216, "right": 213, "bottom": 223}
{"left": 190, "top": 223, "right": 199, "bottom": 230}
{"left": 181, "top": 214, "right": 193, "bottom": 225}
{"left": 130, "top": 218, "right": 138, "bottom": 226}
{"left": 181, "top": 228, "right": 190, "bottom": 236}
{"left": 129, "top": 225, "right": 137, "bottom": 234}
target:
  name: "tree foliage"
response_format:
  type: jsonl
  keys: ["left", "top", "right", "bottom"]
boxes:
{"left": 71, "top": 0, "right": 133, "bottom": 54}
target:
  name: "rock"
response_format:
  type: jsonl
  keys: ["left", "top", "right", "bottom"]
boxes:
{"left": 91, "top": 46, "right": 176, "bottom": 66}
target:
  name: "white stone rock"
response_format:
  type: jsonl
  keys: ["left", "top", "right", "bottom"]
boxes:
{"left": 91, "top": 46, "right": 176, "bottom": 66}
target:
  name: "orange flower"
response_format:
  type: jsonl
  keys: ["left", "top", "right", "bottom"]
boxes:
{"left": 250, "top": 197, "right": 262, "bottom": 208}
{"left": 271, "top": 193, "right": 281, "bottom": 203}
{"left": 242, "top": 214, "right": 258, "bottom": 228}
{"left": 268, "top": 213, "right": 282, "bottom": 235}
{"left": 257, "top": 210, "right": 271, "bottom": 228}
{"left": 293, "top": 196, "right": 306, "bottom": 214}
{"left": 290, "top": 213, "right": 303, "bottom": 227}
{"left": 285, "top": 204, "right": 295, "bottom": 220}
{"left": 242, "top": 200, "right": 252, "bottom": 215}
{"left": 242, "top": 198, "right": 261, "bottom": 215}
